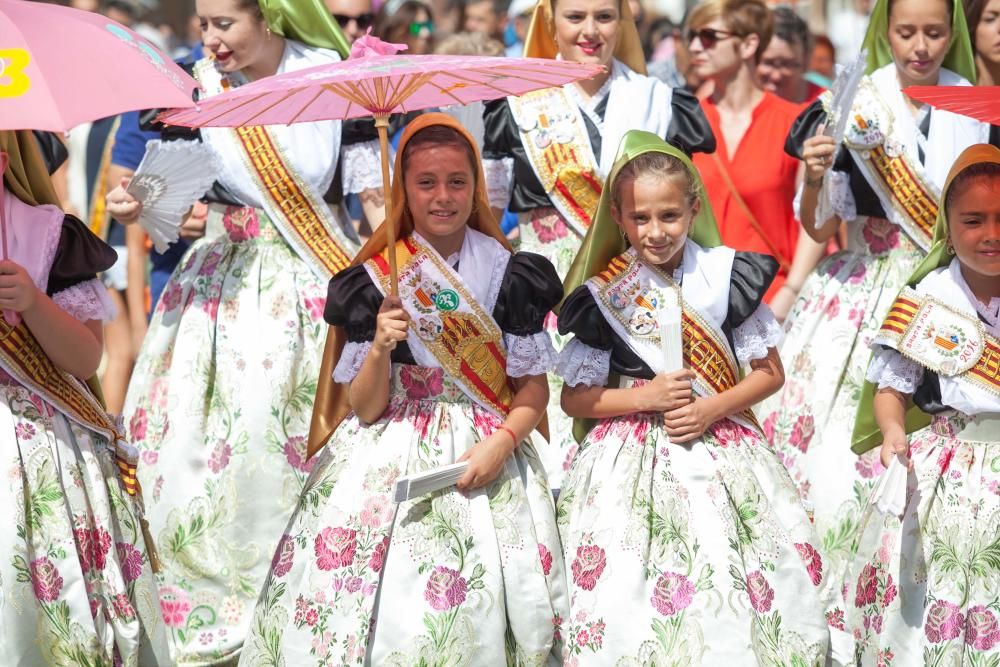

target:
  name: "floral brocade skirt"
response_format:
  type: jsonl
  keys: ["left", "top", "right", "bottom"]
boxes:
{"left": 846, "top": 413, "right": 1000, "bottom": 665}
{"left": 518, "top": 207, "right": 583, "bottom": 490}
{"left": 758, "top": 219, "right": 925, "bottom": 592}
{"left": 557, "top": 380, "right": 849, "bottom": 666}
{"left": 122, "top": 205, "right": 333, "bottom": 664}
{"left": 240, "top": 365, "right": 569, "bottom": 667}
{"left": 0, "top": 377, "right": 170, "bottom": 666}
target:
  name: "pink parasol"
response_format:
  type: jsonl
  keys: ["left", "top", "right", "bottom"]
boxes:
{"left": 904, "top": 86, "right": 1000, "bottom": 125}
{"left": 160, "top": 33, "right": 602, "bottom": 294}
{"left": 1, "top": 0, "right": 199, "bottom": 323}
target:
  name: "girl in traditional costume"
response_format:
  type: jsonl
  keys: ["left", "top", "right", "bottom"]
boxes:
{"left": 105, "top": 1, "right": 384, "bottom": 662}
{"left": 554, "top": 130, "right": 848, "bottom": 665}
{"left": 241, "top": 113, "right": 569, "bottom": 666}
{"left": 846, "top": 144, "right": 1000, "bottom": 664}
{"left": 481, "top": 0, "right": 716, "bottom": 487}
{"left": 0, "top": 131, "right": 170, "bottom": 665}
{"left": 758, "top": 0, "right": 998, "bottom": 588}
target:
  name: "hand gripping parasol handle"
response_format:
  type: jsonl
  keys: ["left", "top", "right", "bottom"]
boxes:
{"left": 374, "top": 116, "right": 398, "bottom": 297}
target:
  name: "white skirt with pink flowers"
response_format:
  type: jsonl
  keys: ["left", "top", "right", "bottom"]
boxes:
{"left": 240, "top": 365, "right": 569, "bottom": 667}
{"left": 846, "top": 412, "right": 1000, "bottom": 666}
{"left": 557, "top": 385, "right": 850, "bottom": 665}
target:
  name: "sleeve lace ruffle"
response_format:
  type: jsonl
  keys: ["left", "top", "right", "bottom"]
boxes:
{"left": 51, "top": 278, "right": 117, "bottom": 322}
{"left": 333, "top": 340, "right": 372, "bottom": 383}
{"left": 504, "top": 331, "right": 557, "bottom": 377}
{"left": 483, "top": 157, "right": 514, "bottom": 210}
{"left": 556, "top": 338, "right": 611, "bottom": 387}
{"left": 732, "top": 302, "right": 783, "bottom": 364}
{"left": 340, "top": 139, "right": 385, "bottom": 195}
{"left": 822, "top": 168, "right": 857, "bottom": 222}
{"left": 866, "top": 348, "right": 924, "bottom": 394}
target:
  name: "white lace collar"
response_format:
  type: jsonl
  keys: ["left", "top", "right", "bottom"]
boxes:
{"left": 950, "top": 259, "right": 1000, "bottom": 332}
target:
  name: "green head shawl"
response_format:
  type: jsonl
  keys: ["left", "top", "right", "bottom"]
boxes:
{"left": 560, "top": 130, "right": 722, "bottom": 442}
{"left": 860, "top": 0, "right": 976, "bottom": 82}
{"left": 260, "top": 0, "right": 350, "bottom": 58}
{"left": 851, "top": 143, "right": 1000, "bottom": 453}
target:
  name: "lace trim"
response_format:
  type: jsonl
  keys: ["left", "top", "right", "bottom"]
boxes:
{"left": 826, "top": 169, "right": 857, "bottom": 222}
{"left": 51, "top": 279, "right": 117, "bottom": 322}
{"left": 732, "top": 303, "right": 783, "bottom": 364}
{"left": 866, "top": 348, "right": 924, "bottom": 393}
{"left": 504, "top": 331, "right": 557, "bottom": 377}
{"left": 483, "top": 157, "right": 514, "bottom": 210}
{"left": 485, "top": 254, "right": 508, "bottom": 313}
{"left": 333, "top": 340, "right": 372, "bottom": 383}
{"left": 955, "top": 272, "right": 1000, "bottom": 331}
{"left": 340, "top": 140, "right": 385, "bottom": 194}
{"left": 556, "top": 338, "right": 611, "bottom": 387}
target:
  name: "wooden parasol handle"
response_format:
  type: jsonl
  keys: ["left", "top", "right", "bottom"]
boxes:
{"left": 373, "top": 115, "right": 398, "bottom": 297}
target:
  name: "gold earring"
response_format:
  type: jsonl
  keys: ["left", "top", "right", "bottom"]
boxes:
{"left": 946, "top": 238, "right": 955, "bottom": 255}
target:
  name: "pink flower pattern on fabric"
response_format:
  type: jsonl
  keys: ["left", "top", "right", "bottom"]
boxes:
{"left": 746, "top": 571, "right": 774, "bottom": 613}
{"left": 650, "top": 572, "right": 695, "bottom": 617}
{"left": 424, "top": 566, "right": 468, "bottom": 611}
{"left": 30, "top": 557, "right": 64, "bottom": 602}
{"left": 924, "top": 600, "right": 965, "bottom": 644}
{"left": 571, "top": 544, "right": 607, "bottom": 591}
{"left": 314, "top": 527, "right": 358, "bottom": 570}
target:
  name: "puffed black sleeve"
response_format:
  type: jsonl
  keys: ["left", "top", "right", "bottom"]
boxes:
{"left": 46, "top": 216, "right": 118, "bottom": 296}
{"left": 324, "top": 265, "right": 382, "bottom": 342}
{"left": 482, "top": 97, "right": 516, "bottom": 160}
{"left": 32, "top": 131, "right": 68, "bottom": 174}
{"left": 492, "top": 252, "right": 563, "bottom": 335}
{"left": 559, "top": 285, "right": 653, "bottom": 378}
{"left": 726, "top": 252, "right": 779, "bottom": 329}
{"left": 666, "top": 88, "right": 716, "bottom": 156}
{"left": 785, "top": 99, "right": 827, "bottom": 160}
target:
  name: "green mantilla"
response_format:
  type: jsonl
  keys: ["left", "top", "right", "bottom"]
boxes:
{"left": 259, "top": 0, "right": 350, "bottom": 58}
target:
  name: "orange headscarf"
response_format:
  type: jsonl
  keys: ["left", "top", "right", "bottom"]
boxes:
{"left": 308, "top": 112, "right": 511, "bottom": 456}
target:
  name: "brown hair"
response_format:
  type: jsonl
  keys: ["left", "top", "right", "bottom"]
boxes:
{"left": 234, "top": 0, "right": 265, "bottom": 20}
{"left": 611, "top": 151, "right": 700, "bottom": 210}
{"left": 963, "top": 0, "right": 988, "bottom": 49}
{"left": 401, "top": 125, "right": 477, "bottom": 179}
{"left": 375, "top": 0, "right": 434, "bottom": 49}
{"left": 685, "top": 0, "right": 773, "bottom": 62}
{"left": 945, "top": 161, "right": 1000, "bottom": 213}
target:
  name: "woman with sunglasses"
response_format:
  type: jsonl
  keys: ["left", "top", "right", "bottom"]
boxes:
{"left": 482, "top": 0, "right": 715, "bottom": 487}
{"left": 688, "top": 0, "right": 826, "bottom": 324}
{"left": 325, "top": 0, "right": 375, "bottom": 43}
{"left": 759, "top": 0, "right": 998, "bottom": 613}
{"left": 374, "top": 0, "right": 435, "bottom": 55}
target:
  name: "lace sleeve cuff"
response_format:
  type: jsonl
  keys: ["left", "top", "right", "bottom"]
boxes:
{"left": 732, "top": 303, "right": 783, "bottom": 364}
{"left": 51, "top": 279, "right": 117, "bottom": 322}
{"left": 333, "top": 340, "right": 372, "bottom": 383}
{"left": 484, "top": 157, "right": 514, "bottom": 210}
{"left": 866, "top": 348, "right": 923, "bottom": 394}
{"left": 504, "top": 331, "right": 557, "bottom": 377}
{"left": 820, "top": 168, "right": 857, "bottom": 224}
{"left": 556, "top": 338, "right": 611, "bottom": 387}
{"left": 341, "top": 140, "right": 386, "bottom": 194}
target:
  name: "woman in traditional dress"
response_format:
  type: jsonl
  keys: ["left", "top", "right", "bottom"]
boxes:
{"left": 0, "top": 130, "right": 170, "bottom": 665}
{"left": 104, "top": 0, "right": 385, "bottom": 662}
{"left": 241, "top": 113, "right": 568, "bottom": 666}
{"left": 847, "top": 144, "right": 1000, "bottom": 664}
{"left": 758, "top": 0, "right": 997, "bottom": 591}
{"left": 482, "top": 0, "right": 716, "bottom": 487}
{"left": 554, "top": 130, "right": 849, "bottom": 665}
{"left": 965, "top": 0, "right": 1000, "bottom": 85}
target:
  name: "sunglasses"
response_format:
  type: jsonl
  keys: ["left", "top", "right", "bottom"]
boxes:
{"left": 409, "top": 20, "right": 434, "bottom": 36}
{"left": 685, "top": 27, "right": 736, "bottom": 49}
{"left": 333, "top": 12, "right": 375, "bottom": 29}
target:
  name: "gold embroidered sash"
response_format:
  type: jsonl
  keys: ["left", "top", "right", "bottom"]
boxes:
{"left": 194, "top": 58, "right": 356, "bottom": 280}
{"left": 877, "top": 288, "right": 1000, "bottom": 397}
{"left": 509, "top": 88, "right": 602, "bottom": 237}
{"left": 590, "top": 252, "right": 761, "bottom": 430}
{"left": 366, "top": 237, "right": 514, "bottom": 415}
{"left": 0, "top": 319, "right": 140, "bottom": 495}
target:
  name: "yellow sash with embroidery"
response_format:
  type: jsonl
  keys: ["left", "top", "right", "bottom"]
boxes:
{"left": 193, "top": 58, "right": 356, "bottom": 280}
{"left": 87, "top": 116, "right": 121, "bottom": 241}
{"left": 366, "top": 237, "right": 514, "bottom": 415}
{"left": 591, "top": 253, "right": 761, "bottom": 430}
{"left": 0, "top": 319, "right": 140, "bottom": 495}
{"left": 877, "top": 288, "right": 1000, "bottom": 397}
{"left": 509, "top": 88, "right": 603, "bottom": 236}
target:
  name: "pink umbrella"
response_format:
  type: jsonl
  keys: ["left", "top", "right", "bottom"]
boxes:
{"left": 0, "top": 0, "right": 198, "bottom": 132}
{"left": 1, "top": 0, "right": 199, "bottom": 324}
{"left": 160, "top": 34, "right": 602, "bottom": 294}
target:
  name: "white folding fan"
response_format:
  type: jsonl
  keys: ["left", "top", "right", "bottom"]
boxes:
{"left": 126, "top": 140, "right": 219, "bottom": 252}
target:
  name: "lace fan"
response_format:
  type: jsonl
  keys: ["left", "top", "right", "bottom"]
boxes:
{"left": 824, "top": 49, "right": 867, "bottom": 145}
{"left": 126, "top": 140, "right": 218, "bottom": 252}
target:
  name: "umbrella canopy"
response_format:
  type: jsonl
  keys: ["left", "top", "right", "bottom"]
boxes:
{"left": 0, "top": 0, "right": 198, "bottom": 132}
{"left": 904, "top": 85, "right": 1000, "bottom": 125}
{"left": 158, "top": 52, "right": 602, "bottom": 128}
